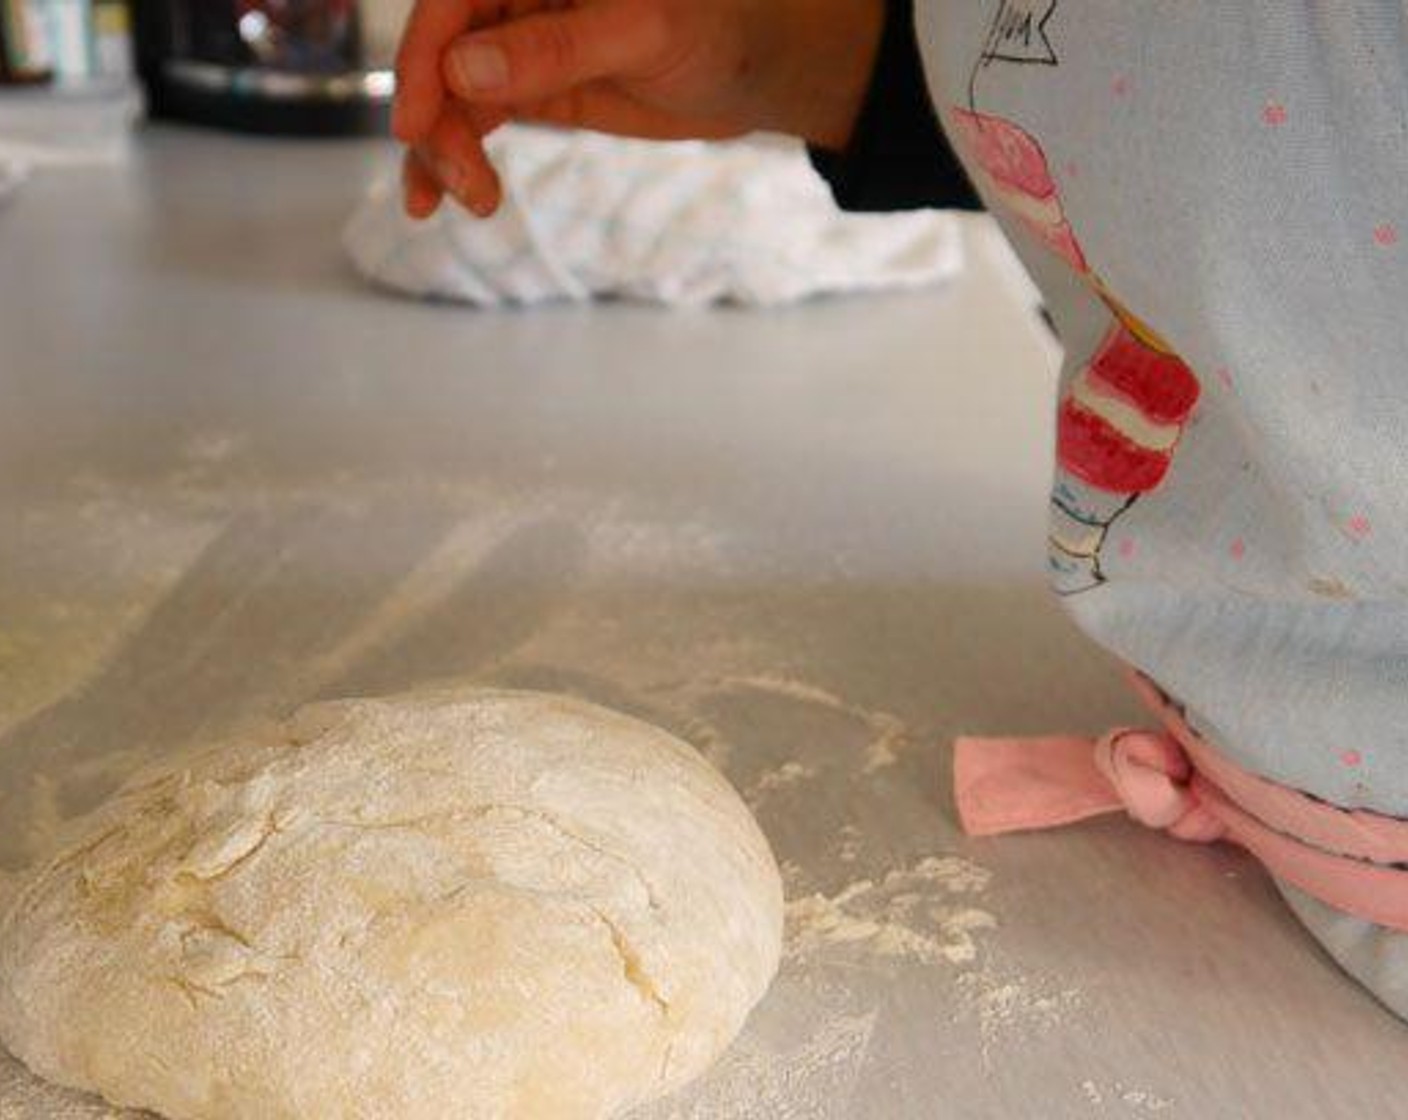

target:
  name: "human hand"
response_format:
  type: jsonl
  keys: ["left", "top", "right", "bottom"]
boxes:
{"left": 393, "top": 0, "right": 883, "bottom": 218}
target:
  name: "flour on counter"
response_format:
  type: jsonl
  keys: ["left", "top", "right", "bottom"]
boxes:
{"left": 836, "top": 825, "right": 862, "bottom": 864}
{"left": 179, "top": 432, "right": 243, "bottom": 466}
{"left": 748, "top": 761, "right": 817, "bottom": 805}
{"left": 786, "top": 855, "right": 995, "bottom": 966}
{"left": 674, "top": 713, "right": 733, "bottom": 770}
{"left": 900, "top": 856, "right": 991, "bottom": 894}
{"left": 861, "top": 713, "right": 906, "bottom": 773}
{"left": 777, "top": 861, "right": 808, "bottom": 895}
{"left": 721, "top": 675, "right": 855, "bottom": 711}
{"left": 781, "top": 852, "right": 1091, "bottom": 1070}
{"left": 717, "top": 675, "right": 910, "bottom": 773}
{"left": 585, "top": 515, "right": 730, "bottom": 576}
{"left": 955, "top": 970, "right": 1084, "bottom": 1060}
{"left": 1080, "top": 1079, "right": 1176, "bottom": 1113}
{"left": 1119, "top": 1086, "right": 1175, "bottom": 1112}
{"left": 653, "top": 1011, "right": 877, "bottom": 1120}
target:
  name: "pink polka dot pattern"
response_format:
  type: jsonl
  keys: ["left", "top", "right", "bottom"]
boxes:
{"left": 1374, "top": 223, "right": 1399, "bottom": 246}
{"left": 1345, "top": 514, "right": 1373, "bottom": 540}
{"left": 1340, "top": 749, "right": 1363, "bottom": 768}
{"left": 1262, "top": 101, "right": 1287, "bottom": 126}
{"left": 1229, "top": 537, "right": 1246, "bottom": 560}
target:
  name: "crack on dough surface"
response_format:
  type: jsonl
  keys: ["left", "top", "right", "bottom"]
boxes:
{"left": 171, "top": 907, "right": 254, "bottom": 952}
{"left": 179, "top": 813, "right": 280, "bottom": 883}
{"left": 591, "top": 906, "right": 672, "bottom": 1019}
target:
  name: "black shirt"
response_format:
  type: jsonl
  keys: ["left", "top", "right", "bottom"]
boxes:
{"left": 807, "top": 0, "right": 981, "bottom": 213}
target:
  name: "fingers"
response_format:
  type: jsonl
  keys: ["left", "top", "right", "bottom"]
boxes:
{"left": 402, "top": 149, "right": 444, "bottom": 218}
{"left": 395, "top": 0, "right": 509, "bottom": 143}
{"left": 413, "top": 104, "right": 507, "bottom": 216}
{"left": 441, "top": 0, "right": 670, "bottom": 108}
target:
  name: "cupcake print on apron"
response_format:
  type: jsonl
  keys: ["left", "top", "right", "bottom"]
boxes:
{"left": 946, "top": 105, "right": 1202, "bottom": 595}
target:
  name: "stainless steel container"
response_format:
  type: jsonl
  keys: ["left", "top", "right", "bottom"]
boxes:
{"left": 133, "top": 0, "right": 411, "bottom": 135}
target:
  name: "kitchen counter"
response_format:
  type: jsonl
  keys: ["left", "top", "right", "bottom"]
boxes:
{"left": 1, "top": 127, "right": 1401, "bottom": 1119}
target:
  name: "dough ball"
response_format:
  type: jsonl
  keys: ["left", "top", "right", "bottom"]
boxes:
{"left": 0, "top": 691, "right": 783, "bottom": 1119}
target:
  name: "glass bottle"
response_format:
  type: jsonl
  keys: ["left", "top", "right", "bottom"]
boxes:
{"left": 0, "top": 0, "right": 55, "bottom": 84}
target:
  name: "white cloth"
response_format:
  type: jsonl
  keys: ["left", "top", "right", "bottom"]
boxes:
{"left": 344, "top": 126, "right": 963, "bottom": 308}
{"left": 0, "top": 80, "right": 139, "bottom": 170}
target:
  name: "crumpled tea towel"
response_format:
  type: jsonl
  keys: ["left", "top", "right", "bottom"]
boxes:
{"left": 344, "top": 125, "right": 964, "bottom": 308}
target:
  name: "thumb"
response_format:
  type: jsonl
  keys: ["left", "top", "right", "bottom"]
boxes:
{"left": 441, "top": 0, "right": 669, "bottom": 105}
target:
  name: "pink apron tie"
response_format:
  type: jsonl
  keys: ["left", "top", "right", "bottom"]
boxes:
{"left": 955, "top": 671, "right": 1408, "bottom": 933}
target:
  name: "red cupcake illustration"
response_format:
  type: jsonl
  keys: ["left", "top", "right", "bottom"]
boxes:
{"left": 1049, "top": 325, "right": 1202, "bottom": 593}
{"left": 945, "top": 103, "right": 1203, "bottom": 594}
{"left": 946, "top": 108, "right": 1088, "bottom": 273}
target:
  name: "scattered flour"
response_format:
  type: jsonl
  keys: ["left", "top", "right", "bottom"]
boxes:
{"left": 718, "top": 675, "right": 910, "bottom": 773}
{"left": 171, "top": 433, "right": 245, "bottom": 487}
{"left": 778, "top": 860, "right": 807, "bottom": 890}
{"left": 721, "top": 675, "right": 855, "bottom": 712}
{"left": 1080, "top": 1079, "right": 1175, "bottom": 1113}
{"left": 748, "top": 761, "right": 816, "bottom": 805}
{"left": 676, "top": 714, "right": 732, "bottom": 770}
{"left": 956, "top": 970, "right": 1084, "bottom": 1059}
{"left": 836, "top": 825, "right": 862, "bottom": 864}
{"left": 1119, "top": 1086, "right": 1175, "bottom": 1112}
{"left": 783, "top": 853, "right": 1091, "bottom": 1070}
{"left": 585, "top": 515, "right": 729, "bottom": 576}
{"left": 860, "top": 712, "right": 906, "bottom": 774}
{"left": 786, "top": 856, "right": 996, "bottom": 966}
{"left": 902, "top": 856, "right": 991, "bottom": 894}
{"left": 653, "top": 1012, "right": 877, "bottom": 1120}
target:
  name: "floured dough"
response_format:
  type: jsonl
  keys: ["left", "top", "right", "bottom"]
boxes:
{"left": 0, "top": 690, "right": 783, "bottom": 1119}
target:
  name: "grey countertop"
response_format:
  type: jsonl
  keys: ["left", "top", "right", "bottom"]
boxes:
{"left": 1, "top": 128, "right": 1402, "bottom": 1119}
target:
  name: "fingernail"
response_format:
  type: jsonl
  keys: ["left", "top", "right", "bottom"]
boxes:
{"left": 450, "top": 43, "right": 509, "bottom": 93}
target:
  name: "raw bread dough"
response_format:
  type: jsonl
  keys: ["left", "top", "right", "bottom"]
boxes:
{"left": 0, "top": 690, "right": 783, "bottom": 1119}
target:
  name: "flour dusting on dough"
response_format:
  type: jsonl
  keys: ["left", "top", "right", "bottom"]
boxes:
{"left": 0, "top": 691, "right": 783, "bottom": 1120}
